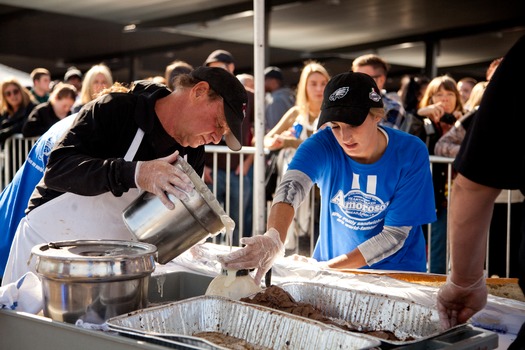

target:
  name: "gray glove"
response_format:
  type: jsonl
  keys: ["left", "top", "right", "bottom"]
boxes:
{"left": 135, "top": 151, "right": 194, "bottom": 209}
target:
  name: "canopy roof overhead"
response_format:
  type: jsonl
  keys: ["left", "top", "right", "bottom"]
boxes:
{"left": 0, "top": 0, "right": 524, "bottom": 87}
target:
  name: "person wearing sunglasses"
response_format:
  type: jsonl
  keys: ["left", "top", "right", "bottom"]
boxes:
{"left": 0, "top": 78, "right": 37, "bottom": 146}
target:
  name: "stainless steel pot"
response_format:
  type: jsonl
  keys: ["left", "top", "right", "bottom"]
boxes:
{"left": 122, "top": 156, "right": 233, "bottom": 264}
{"left": 32, "top": 240, "right": 157, "bottom": 324}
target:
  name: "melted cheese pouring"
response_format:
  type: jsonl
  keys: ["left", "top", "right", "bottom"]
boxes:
{"left": 220, "top": 214, "right": 235, "bottom": 251}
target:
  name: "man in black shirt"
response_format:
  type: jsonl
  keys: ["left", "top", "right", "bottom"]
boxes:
{"left": 2, "top": 67, "right": 247, "bottom": 285}
{"left": 436, "top": 35, "right": 525, "bottom": 349}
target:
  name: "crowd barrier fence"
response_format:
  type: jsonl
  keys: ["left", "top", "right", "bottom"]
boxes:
{"left": 0, "top": 136, "right": 520, "bottom": 278}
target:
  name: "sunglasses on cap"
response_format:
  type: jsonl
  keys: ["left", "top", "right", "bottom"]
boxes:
{"left": 4, "top": 89, "right": 20, "bottom": 97}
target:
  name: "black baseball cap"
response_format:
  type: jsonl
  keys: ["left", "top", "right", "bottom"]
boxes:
{"left": 204, "top": 49, "right": 235, "bottom": 66}
{"left": 318, "top": 72, "right": 383, "bottom": 127}
{"left": 191, "top": 66, "right": 247, "bottom": 151}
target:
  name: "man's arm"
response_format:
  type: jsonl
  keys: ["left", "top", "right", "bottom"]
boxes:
{"left": 448, "top": 174, "right": 501, "bottom": 283}
{"left": 436, "top": 173, "right": 501, "bottom": 329}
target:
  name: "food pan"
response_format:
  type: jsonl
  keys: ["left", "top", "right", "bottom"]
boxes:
{"left": 106, "top": 295, "right": 381, "bottom": 350}
{"left": 275, "top": 282, "right": 445, "bottom": 346}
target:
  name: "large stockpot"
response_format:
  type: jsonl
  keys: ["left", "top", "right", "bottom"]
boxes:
{"left": 122, "top": 156, "right": 233, "bottom": 264}
{"left": 32, "top": 240, "right": 157, "bottom": 324}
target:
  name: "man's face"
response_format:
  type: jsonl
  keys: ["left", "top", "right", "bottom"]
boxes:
{"left": 67, "top": 76, "right": 82, "bottom": 91}
{"left": 353, "top": 66, "right": 385, "bottom": 90}
{"left": 35, "top": 75, "right": 51, "bottom": 93}
{"left": 171, "top": 84, "right": 232, "bottom": 148}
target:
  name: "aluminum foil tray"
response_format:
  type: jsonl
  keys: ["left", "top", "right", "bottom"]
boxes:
{"left": 106, "top": 295, "right": 381, "bottom": 350}
{"left": 276, "top": 282, "right": 444, "bottom": 346}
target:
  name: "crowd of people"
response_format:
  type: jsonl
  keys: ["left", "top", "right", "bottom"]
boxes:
{"left": 1, "top": 36, "right": 524, "bottom": 347}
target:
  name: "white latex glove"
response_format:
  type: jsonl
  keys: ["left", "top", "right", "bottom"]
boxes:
{"left": 436, "top": 275, "right": 487, "bottom": 330}
{"left": 135, "top": 151, "right": 194, "bottom": 209}
{"left": 218, "top": 228, "right": 285, "bottom": 285}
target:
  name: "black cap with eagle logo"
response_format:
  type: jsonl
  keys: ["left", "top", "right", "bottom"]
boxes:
{"left": 318, "top": 72, "right": 383, "bottom": 127}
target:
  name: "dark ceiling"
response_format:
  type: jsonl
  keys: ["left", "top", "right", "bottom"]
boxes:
{"left": 0, "top": 0, "right": 524, "bottom": 90}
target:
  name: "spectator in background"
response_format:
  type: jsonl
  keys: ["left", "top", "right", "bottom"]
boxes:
{"left": 486, "top": 57, "right": 503, "bottom": 81}
{"left": 22, "top": 82, "right": 77, "bottom": 137}
{"left": 73, "top": 63, "right": 113, "bottom": 113}
{"left": 351, "top": 54, "right": 406, "bottom": 130}
{"left": 398, "top": 75, "right": 430, "bottom": 135}
{"left": 0, "top": 78, "right": 37, "bottom": 146}
{"left": 263, "top": 60, "right": 330, "bottom": 250}
{"left": 236, "top": 73, "right": 254, "bottom": 90}
{"left": 264, "top": 61, "right": 329, "bottom": 151}
{"left": 164, "top": 60, "right": 193, "bottom": 91}
{"left": 146, "top": 76, "right": 166, "bottom": 85}
{"left": 434, "top": 81, "right": 487, "bottom": 157}
{"left": 456, "top": 77, "right": 477, "bottom": 105}
{"left": 398, "top": 75, "right": 429, "bottom": 116}
{"left": 29, "top": 68, "right": 51, "bottom": 104}
{"left": 461, "top": 81, "right": 487, "bottom": 113}
{"left": 203, "top": 49, "right": 255, "bottom": 244}
{"left": 417, "top": 75, "right": 464, "bottom": 149}
{"left": 417, "top": 75, "right": 464, "bottom": 274}
{"left": 264, "top": 66, "right": 296, "bottom": 131}
{"left": 64, "top": 66, "right": 83, "bottom": 92}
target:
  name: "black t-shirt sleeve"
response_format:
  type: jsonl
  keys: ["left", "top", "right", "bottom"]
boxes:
{"left": 454, "top": 34, "right": 525, "bottom": 191}
{"left": 44, "top": 94, "right": 139, "bottom": 197}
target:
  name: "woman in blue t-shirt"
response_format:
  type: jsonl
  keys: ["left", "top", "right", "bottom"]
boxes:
{"left": 220, "top": 72, "right": 436, "bottom": 286}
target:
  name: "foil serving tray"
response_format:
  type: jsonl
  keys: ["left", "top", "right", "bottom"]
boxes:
{"left": 106, "top": 295, "right": 381, "bottom": 350}
{"left": 274, "top": 282, "right": 458, "bottom": 346}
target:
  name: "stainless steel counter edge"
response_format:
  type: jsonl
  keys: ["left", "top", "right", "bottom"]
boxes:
{"left": 0, "top": 309, "right": 180, "bottom": 350}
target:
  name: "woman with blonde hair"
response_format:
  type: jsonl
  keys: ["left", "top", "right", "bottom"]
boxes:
{"left": 73, "top": 63, "right": 113, "bottom": 112}
{"left": 264, "top": 60, "right": 330, "bottom": 151}
{"left": 0, "top": 78, "right": 37, "bottom": 146}
{"left": 264, "top": 60, "right": 330, "bottom": 250}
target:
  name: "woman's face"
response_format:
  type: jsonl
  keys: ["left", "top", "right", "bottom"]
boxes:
{"left": 306, "top": 72, "right": 328, "bottom": 104}
{"left": 53, "top": 97, "right": 75, "bottom": 118}
{"left": 91, "top": 73, "right": 109, "bottom": 96}
{"left": 330, "top": 113, "right": 381, "bottom": 162}
{"left": 431, "top": 86, "right": 457, "bottom": 114}
{"left": 3, "top": 84, "right": 22, "bottom": 109}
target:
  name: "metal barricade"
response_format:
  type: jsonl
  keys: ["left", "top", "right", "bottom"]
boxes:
{"left": 0, "top": 134, "right": 39, "bottom": 190}
{"left": 0, "top": 140, "right": 519, "bottom": 277}
{"left": 203, "top": 147, "right": 519, "bottom": 277}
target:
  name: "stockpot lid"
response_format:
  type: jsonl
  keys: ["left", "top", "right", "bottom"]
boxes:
{"left": 32, "top": 240, "right": 157, "bottom": 281}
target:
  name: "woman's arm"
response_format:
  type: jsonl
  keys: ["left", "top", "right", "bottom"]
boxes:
{"left": 434, "top": 122, "right": 466, "bottom": 157}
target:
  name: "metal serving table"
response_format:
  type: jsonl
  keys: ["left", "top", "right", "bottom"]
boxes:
{"left": 0, "top": 270, "right": 499, "bottom": 349}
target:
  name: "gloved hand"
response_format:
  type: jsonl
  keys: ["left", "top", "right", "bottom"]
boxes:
{"left": 436, "top": 275, "right": 487, "bottom": 330}
{"left": 218, "top": 228, "right": 285, "bottom": 285}
{"left": 135, "top": 151, "right": 194, "bottom": 209}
